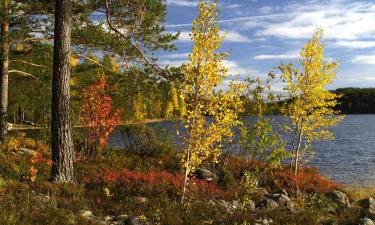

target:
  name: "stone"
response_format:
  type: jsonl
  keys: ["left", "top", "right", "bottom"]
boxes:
{"left": 194, "top": 168, "right": 218, "bottom": 182}
{"left": 125, "top": 216, "right": 151, "bottom": 225}
{"left": 267, "top": 193, "right": 293, "bottom": 209}
{"left": 216, "top": 200, "right": 239, "bottom": 214}
{"left": 357, "top": 198, "right": 375, "bottom": 214}
{"left": 272, "top": 188, "right": 288, "bottom": 197}
{"left": 79, "top": 210, "right": 93, "bottom": 219}
{"left": 133, "top": 197, "right": 149, "bottom": 204}
{"left": 325, "top": 190, "right": 350, "bottom": 207}
{"left": 257, "top": 198, "right": 279, "bottom": 209}
{"left": 358, "top": 218, "right": 375, "bottom": 225}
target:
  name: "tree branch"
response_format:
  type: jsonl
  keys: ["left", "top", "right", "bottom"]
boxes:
{"left": 73, "top": 52, "right": 119, "bottom": 73}
{"left": 103, "top": 0, "right": 170, "bottom": 78}
{"left": 9, "top": 69, "right": 37, "bottom": 79}
{"left": 10, "top": 59, "right": 46, "bottom": 68}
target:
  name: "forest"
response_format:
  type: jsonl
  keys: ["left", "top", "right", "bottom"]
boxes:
{"left": 0, "top": 1, "right": 374, "bottom": 225}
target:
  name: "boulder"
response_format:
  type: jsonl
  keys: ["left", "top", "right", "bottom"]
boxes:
{"left": 257, "top": 198, "right": 279, "bottom": 209}
{"left": 271, "top": 188, "right": 288, "bottom": 197}
{"left": 357, "top": 198, "right": 375, "bottom": 214}
{"left": 194, "top": 168, "right": 218, "bottom": 182}
{"left": 358, "top": 218, "right": 375, "bottom": 225}
{"left": 133, "top": 197, "right": 149, "bottom": 204}
{"left": 267, "top": 193, "right": 293, "bottom": 209}
{"left": 216, "top": 200, "right": 240, "bottom": 214}
{"left": 125, "top": 216, "right": 152, "bottom": 225}
{"left": 325, "top": 190, "right": 350, "bottom": 207}
{"left": 79, "top": 210, "right": 93, "bottom": 219}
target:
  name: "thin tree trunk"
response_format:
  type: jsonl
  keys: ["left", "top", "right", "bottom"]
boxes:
{"left": 0, "top": 0, "right": 9, "bottom": 143}
{"left": 294, "top": 119, "right": 304, "bottom": 176}
{"left": 181, "top": 148, "right": 191, "bottom": 203}
{"left": 51, "top": 0, "right": 75, "bottom": 183}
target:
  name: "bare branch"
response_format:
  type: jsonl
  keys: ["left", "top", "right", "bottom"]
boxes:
{"left": 9, "top": 69, "right": 37, "bottom": 79}
{"left": 10, "top": 59, "right": 46, "bottom": 68}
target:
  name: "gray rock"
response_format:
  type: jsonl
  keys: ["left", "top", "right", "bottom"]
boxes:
{"left": 79, "top": 210, "right": 93, "bottom": 219}
{"left": 268, "top": 193, "right": 293, "bottom": 209}
{"left": 133, "top": 197, "right": 149, "bottom": 204}
{"left": 358, "top": 218, "right": 375, "bottom": 225}
{"left": 258, "top": 198, "right": 279, "bottom": 209}
{"left": 216, "top": 200, "right": 239, "bottom": 214}
{"left": 194, "top": 168, "right": 218, "bottom": 182}
{"left": 325, "top": 190, "right": 350, "bottom": 207}
{"left": 357, "top": 198, "right": 375, "bottom": 214}
{"left": 272, "top": 188, "right": 288, "bottom": 197}
{"left": 125, "top": 216, "right": 151, "bottom": 225}
{"left": 19, "top": 147, "right": 35, "bottom": 155}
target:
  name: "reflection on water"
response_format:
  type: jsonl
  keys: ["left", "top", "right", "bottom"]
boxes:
{"left": 107, "top": 115, "right": 375, "bottom": 186}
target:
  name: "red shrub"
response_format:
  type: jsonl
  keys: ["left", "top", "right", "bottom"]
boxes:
{"left": 87, "top": 168, "right": 231, "bottom": 199}
{"left": 276, "top": 167, "right": 340, "bottom": 193}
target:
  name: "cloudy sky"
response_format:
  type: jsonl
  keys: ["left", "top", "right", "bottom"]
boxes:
{"left": 156, "top": 0, "right": 375, "bottom": 90}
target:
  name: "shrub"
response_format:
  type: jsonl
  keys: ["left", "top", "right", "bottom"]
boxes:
{"left": 119, "top": 124, "right": 175, "bottom": 157}
{"left": 276, "top": 167, "right": 340, "bottom": 194}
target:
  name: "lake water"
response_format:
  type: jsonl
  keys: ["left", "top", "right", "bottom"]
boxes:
{"left": 108, "top": 115, "right": 375, "bottom": 186}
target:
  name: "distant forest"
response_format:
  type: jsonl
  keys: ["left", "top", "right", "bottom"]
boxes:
{"left": 333, "top": 88, "right": 375, "bottom": 114}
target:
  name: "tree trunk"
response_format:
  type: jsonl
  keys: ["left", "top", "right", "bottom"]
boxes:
{"left": 181, "top": 148, "right": 191, "bottom": 203}
{"left": 51, "top": 0, "right": 75, "bottom": 183}
{"left": 0, "top": 0, "right": 9, "bottom": 143}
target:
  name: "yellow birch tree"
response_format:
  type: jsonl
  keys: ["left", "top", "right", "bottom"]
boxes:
{"left": 279, "top": 28, "right": 344, "bottom": 175}
{"left": 179, "top": 1, "right": 244, "bottom": 201}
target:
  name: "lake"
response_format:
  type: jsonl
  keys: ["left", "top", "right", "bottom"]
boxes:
{"left": 107, "top": 114, "right": 375, "bottom": 186}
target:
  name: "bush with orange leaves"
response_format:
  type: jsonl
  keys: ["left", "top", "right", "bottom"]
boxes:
{"left": 80, "top": 75, "right": 123, "bottom": 157}
{"left": 276, "top": 167, "right": 341, "bottom": 194}
{"left": 1, "top": 133, "right": 52, "bottom": 182}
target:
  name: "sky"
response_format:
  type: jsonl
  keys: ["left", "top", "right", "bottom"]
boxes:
{"left": 156, "top": 0, "right": 375, "bottom": 91}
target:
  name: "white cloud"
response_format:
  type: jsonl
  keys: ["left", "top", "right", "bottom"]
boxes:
{"left": 335, "top": 40, "right": 375, "bottom": 49}
{"left": 166, "top": 0, "right": 197, "bottom": 7}
{"left": 352, "top": 55, "right": 375, "bottom": 65}
{"left": 227, "top": 4, "right": 241, "bottom": 9}
{"left": 259, "top": 6, "right": 273, "bottom": 14}
{"left": 162, "top": 53, "right": 190, "bottom": 59}
{"left": 175, "top": 31, "right": 251, "bottom": 43}
{"left": 159, "top": 60, "right": 187, "bottom": 67}
{"left": 223, "top": 60, "right": 256, "bottom": 76}
{"left": 254, "top": 54, "right": 299, "bottom": 60}
{"left": 253, "top": 1, "right": 375, "bottom": 40}
{"left": 364, "top": 76, "right": 375, "bottom": 80}
{"left": 222, "top": 31, "right": 252, "bottom": 42}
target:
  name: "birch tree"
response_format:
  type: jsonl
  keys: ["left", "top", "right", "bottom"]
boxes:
{"left": 279, "top": 29, "right": 344, "bottom": 175}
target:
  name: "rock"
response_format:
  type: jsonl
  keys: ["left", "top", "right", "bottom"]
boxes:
{"left": 357, "top": 198, "right": 375, "bottom": 214}
{"left": 133, "top": 197, "right": 149, "bottom": 204}
{"left": 34, "top": 193, "right": 57, "bottom": 209}
{"left": 255, "top": 218, "right": 273, "bottom": 225}
{"left": 325, "top": 190, "right": 350, "bottom": 207}
{"left": 79, "top": 210, "right": 93, "bottom": 219}
{"left": 358, "top": 218, "right": 375, "bottom": 225}
{"left": 19, "top": 147, "right": 35, "bottom": 155}
{"left": 267, "top": 193, "right": 293, "bottom": 209}
{"left": 216, "top": 200, "right": 239, "bottom": 214}
{"left": 257, "top": 198, "right": 279, "bottom": 209}
{"left": 194, "top": 168, "right": 218, "bottom": 182}
{"left": 271, "top": 188, "right": 288, "bottom": 197}
{"left": 125, "top": 216, "right": 151, "bottom": 225}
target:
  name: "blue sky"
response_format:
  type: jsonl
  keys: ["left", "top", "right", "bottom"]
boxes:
{"left": 156, "top": 0, "right": 375, "bottom": 91}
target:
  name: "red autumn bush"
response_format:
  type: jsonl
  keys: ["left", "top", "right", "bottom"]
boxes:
{"left": 80, "top": 75, "right": 123, "bottom": 155}
{"left": 276, "top": 167, "right": 340, "bottom": 193}
{"left": 84, "top": 168, "right": 231, "bottom": 199}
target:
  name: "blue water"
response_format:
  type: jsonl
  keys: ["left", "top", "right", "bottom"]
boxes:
{"left": 108, "top": 115, "right": 375, "bottom": 186}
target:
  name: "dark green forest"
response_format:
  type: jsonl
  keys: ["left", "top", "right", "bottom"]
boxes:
{"left": 333, "top": 88, "right": 375, "bottom": 114}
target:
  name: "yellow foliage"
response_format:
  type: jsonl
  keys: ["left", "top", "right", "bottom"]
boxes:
{"left": 180, "top": 1, "right": 244, "bottom": 180}
{"left": 278, "top": 28, "right": 344, "bottom": 174}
